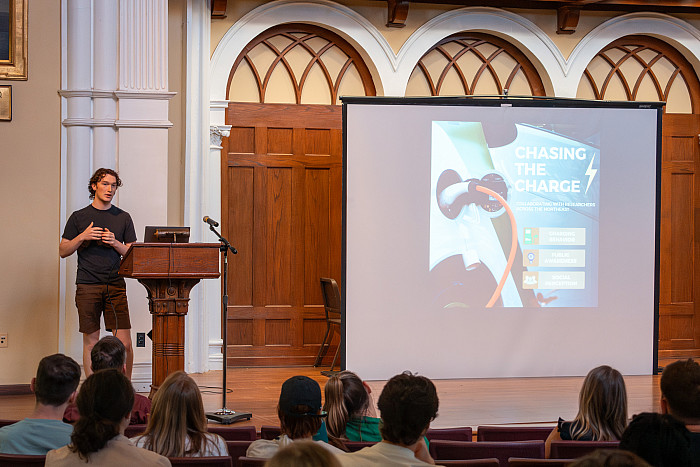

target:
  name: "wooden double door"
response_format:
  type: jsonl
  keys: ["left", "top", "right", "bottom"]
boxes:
{"left": 223, "top": 102, "right": 342, "bottom": 366}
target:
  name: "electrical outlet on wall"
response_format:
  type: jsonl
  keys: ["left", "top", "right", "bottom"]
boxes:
{"left": 0, "top": 333, "right": 7, "bottom": 348}
{"left": 136, "top": 332, "right": 145, "bottom": 347}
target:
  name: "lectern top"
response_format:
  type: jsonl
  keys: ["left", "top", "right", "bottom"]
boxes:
{"left": 118, "top": 243, "right": 221, "bottom": 279}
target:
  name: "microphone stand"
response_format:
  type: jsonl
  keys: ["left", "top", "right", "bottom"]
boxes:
{"left": 205, "top": 223, "right": 252, "bottom": 424}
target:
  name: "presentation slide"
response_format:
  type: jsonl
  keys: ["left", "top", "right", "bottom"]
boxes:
{"left": 343, "top": 99, "right": 660, "bottom": 380}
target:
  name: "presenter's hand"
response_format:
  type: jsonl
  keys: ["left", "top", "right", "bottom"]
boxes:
{"left": 101, "top": 228, "right": 118, "bottom": 247}
{"left": 80, "top": 222, "right": 104, "bottom": 242}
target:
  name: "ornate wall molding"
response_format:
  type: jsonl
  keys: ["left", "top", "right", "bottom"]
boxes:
{"left": 210, "top": 125, "right": 231, "bottom": 148}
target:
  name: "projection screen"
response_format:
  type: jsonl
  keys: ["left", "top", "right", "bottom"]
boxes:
{"left": 342, "top": 97, "right": 662, "bottom": 380}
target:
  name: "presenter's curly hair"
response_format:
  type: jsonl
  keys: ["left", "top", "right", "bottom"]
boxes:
{"left": 377, "top": 371, "right": 438, "bottom": 446}
{"left": 88, "top": 168, "right": 122, "bottom": 199}
{"left": 70, "top": 369, "right": 134, "bottom": 460}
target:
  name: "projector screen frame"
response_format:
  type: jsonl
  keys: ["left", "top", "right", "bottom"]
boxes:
{"left": 340, "top": 96, "right": 663, "bottom": 377}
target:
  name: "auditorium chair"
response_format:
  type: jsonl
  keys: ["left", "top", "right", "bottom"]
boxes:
{"left": 208, "top": 425, "right": 257, "bottom": 441}
{"left": 314, "top": 277, "right": 342, "bottom": 370}
{"left": 508, "top": 459, "right": 574, "bottom": 466}
{"left": 0, "top": 453, "right": 47, "bottom": 466}
{"left": 549, "top": 440, "right": 619, "bottom": 459}
{"left": 0, "top": 420, "right": 17, "bottom": 429}
{"left": 236, "top": 457, "right": 267, "bottom": 467}
{"left": 477, "top": 426, "right": 552, "bottom": 442}
{"left": 430, "top": 440, "right": 545, "bottom": 467}
{"left": 440, "top": 460, "right": 500, "bottom": 466}
{"left": 226, "top": 440, "right": 254, "bottom": 460}
{"left": 168, "top": 456, "right": 233, "bottom": 466}
{"left": 124, "top": 423, "right": 147, "bottom": 437}
{"left": 260, "top": 425, "right": 282, "bottom": 440}
{"left": 427, "top": 426, "right": 473, "bottom": 442}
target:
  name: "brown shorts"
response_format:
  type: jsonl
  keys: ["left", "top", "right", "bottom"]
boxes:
{"left": 75, "top": 283, "right": 131, "bottom": 334}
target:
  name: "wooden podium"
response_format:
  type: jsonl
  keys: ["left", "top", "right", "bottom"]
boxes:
{"left": 119, "top": 243, "right": 220, "bottom": 392}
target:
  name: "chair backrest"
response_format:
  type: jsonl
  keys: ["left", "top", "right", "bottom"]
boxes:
{"left": 260, "top": 425, "right": 282, "bottom": 440}
{"left": 345, "top": 440, "right": 376, "bottom": 452}
{"left": 0, "top": 453, "right": 46, "bottom": 466}
{"left": 124, "top": 423, "right": 147, "bottom": 438}
{"left": 427, "top": 426, "right": 473, "bottom": 442}
{"left": 168, "top": 456, "right": 233, "bottom": 466}
{"left": 508, "top": 458, "right": 575, "bottom": 466}
{"left": 225, "top": 440, "right": 255, "bottom": 460}
{"left": 0, "top": 420, "right": 18, "bottom": 429}
{"left": 430, "top": 440, "right": 545, "bottom": 467}
{"left": 237, "top": 457, "right": 268, "bottom": 467}
{"left": 320, "top": 278, "right": 341, "bottom": 320}
{"left": 208, "top": 425, "right": 257, "bottom": 441}
{"left": 549, "top": 440, "right": 619, "bottom": 459}
{"left": 440, "top": 460, "right": 500, "bottom": 466}
{"left": 477, "top": 426, "right": 552, "bottom": 442}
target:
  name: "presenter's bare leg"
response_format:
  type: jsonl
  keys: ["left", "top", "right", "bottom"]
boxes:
{"left": 82, "top": 330, "right": 100, "bottom": 377}
{"left": 114, "top": 329, "right": 133, "bottom": 379}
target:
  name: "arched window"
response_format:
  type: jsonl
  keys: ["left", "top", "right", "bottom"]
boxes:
{"left": 578, "top": 35, "right": 700, "bottom": 114}
{"left": 227, "top": 24, "right": 375, "bottom": 104}
{"left": 407, "top": 32, "right": 545, "bottom": 97}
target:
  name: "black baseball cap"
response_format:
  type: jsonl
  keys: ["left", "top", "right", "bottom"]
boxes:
{"left": 278, "top": 376, "right": 326, "bottom": 417}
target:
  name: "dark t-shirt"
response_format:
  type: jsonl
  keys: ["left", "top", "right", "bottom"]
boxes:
{"left": 62, "top": 205, "right": 137, "bottom": 285}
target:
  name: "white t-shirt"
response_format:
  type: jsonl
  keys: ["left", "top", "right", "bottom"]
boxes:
{"left": 337, "top": 441, "right": 436, "bottom": 467}
{"left": 246, "top": 434, "right": 343, "bottom": 458}
{"left": 131, "top": 432, "right": 228, "bottom": 457}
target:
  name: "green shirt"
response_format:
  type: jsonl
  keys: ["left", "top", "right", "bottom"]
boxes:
{"left": 345, "top": 416, "right": 430, "bottom": 447}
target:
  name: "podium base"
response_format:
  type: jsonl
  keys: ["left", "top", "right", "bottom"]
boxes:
{"left": 206, "top": 409, "right": 252, "bottom": 425}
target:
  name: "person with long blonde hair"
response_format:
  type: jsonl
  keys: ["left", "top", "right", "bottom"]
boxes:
{"left": 546, "top": 365, "right": 628, "bottom": 457}
{"left": 131, "top": 371, "right": 228, "bottom": 457}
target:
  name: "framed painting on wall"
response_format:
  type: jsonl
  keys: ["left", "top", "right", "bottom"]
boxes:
{"left": 0, "top": 85, "right": 11, "bottom": 121}
{"left": 0, "top": 0, "right": 27, "bottom": 80}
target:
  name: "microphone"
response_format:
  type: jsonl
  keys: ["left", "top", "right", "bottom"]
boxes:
{"left": 203, "top": 216, "right": 219, "bottom": 227}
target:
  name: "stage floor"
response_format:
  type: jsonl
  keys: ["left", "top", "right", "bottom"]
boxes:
{"left": 0, "top": 366, "right": 661, "bottom": 431}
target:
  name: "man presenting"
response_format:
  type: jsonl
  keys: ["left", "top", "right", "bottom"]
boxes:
{"left": 60, "top": 168, "right": 137, "bottom": 378}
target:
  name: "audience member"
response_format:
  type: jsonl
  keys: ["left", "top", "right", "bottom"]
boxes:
{"left": 266, "top": 440, "right": 342, "bottom": 467}
{"left": 337, "top": 371, "right": 439, "bottom": 466}
{"left": 546, "top": 365, "right": 627, "bottom": 457}
{"left": 63, "top": 335, "right": 151, "bottom": 424}
{"left": 246, "top": 375, "right": 343, "bottom": 458}
{"left": 131, "top": 371, "right": 227, "bottom": 457}
{"left": 619, "top": 412, "right": 692, "bottom": 467}
{"left": 569, "top": 449, "right": 651, "bottom": 467}
{"left": 0, "top": 354, "right": 80, "bottom": 454}
{"left": 46, "top": 369, "right": 170, "bottom": 466}
{"left": 659, "top": 358, "right": 700, "bottom": 460}
{"left": 324, "top": 370, "right": 379, "bottom": 449}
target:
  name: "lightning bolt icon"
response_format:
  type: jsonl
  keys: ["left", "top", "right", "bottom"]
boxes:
{"left": 585, "top": 154, "right": 597, "bottom": 195}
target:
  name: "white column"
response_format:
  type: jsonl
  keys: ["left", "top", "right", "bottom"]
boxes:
{"left": 61, "top": 0, "right": 94, "bottom": 361}
{"left": 183, "top": 0, "right": 212, "bottom": 373}
{"left": 116, "top": 0, "right": 174, "bottom": 389}
{"left": 92, "top": 0, "right": 118, "bottom": 171}
{"left": 61, "top": 0, "right": 174, "bottom": 390}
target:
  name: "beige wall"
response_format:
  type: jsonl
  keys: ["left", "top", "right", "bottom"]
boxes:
{"left": 0, "top": 0, "right": 62, "bottom": 384}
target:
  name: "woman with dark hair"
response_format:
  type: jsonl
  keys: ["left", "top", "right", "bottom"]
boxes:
{"left": 324, "top": 371, "right": 379, "bottom": 449}
{"left": 46, "top": 369, "right": 169, "bottom": 466}
{"left": 546, "top": 365, "right": 628, "bottom": 457}
{"left": 131, "top": 371, "right": 227, "bottom": 457}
